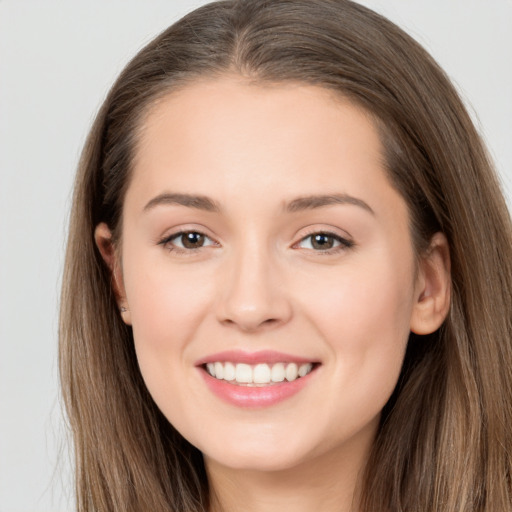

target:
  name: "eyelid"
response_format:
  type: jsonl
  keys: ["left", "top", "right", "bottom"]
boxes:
{"left": 292, "top": 226, "right": 355, "bottom": 253}
{"left": 157, "top": 226, "right": 220, "bottom": 254}
{"left": 171, "top": 232, "right": 216, "bottom": 248}
{"left": 155, "top": 225, "right": 354, "bottom": 255}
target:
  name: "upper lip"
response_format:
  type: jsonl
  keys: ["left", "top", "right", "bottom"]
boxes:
{"left": 195, "top": 350, "right": 319, "bottom": 366}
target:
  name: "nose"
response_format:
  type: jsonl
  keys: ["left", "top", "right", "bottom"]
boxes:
{"left": 216, "top": 242, "right": 293, "bottom": 332}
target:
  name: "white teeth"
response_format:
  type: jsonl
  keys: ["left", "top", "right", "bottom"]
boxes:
{"left": 235, "top": 363, "right": 252, "bottom": 383}
{"left": 214, "top": 362, "right": 224, "bottom": 380}
{"left": 205, "top": 361, "right": 315, "bottom": 385}
{"left": 298, "top": 363, "right": 313, "bottom": 377}
{"left": 271, "top": 363, "right": 285, "bottom": 382}
{"left": 253, "top": 363, "right": 271, "bottom": 384}
{"left": 285, "top": 363, "right": 298, "bottom": 381}
{"left": 223, "top": 362, "right": 236, "bottom": 381}
{"left": 206, "top": 363, "right": 216, "bottom": 377}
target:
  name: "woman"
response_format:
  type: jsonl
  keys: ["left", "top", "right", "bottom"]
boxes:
{"left": 59, "top": 1, "right": 512, "bottom": 510}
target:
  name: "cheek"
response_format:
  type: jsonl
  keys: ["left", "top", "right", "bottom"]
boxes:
{"left": 297, "top": 250, "right": 415, "bottom": 389}
{"left": 320, "top": 245, "right": 413, "bottom": 332}
{"left": 298, "top": 259, "right": 415, "bottom": 438}
{"left": 124, "top": 252, "right": 214, "bottom": 342}
{"left": 121, "top": 248, "right": 216, "bottom": 395}
{"left": 124, "top": 266, "right": 218, "bottom": 436}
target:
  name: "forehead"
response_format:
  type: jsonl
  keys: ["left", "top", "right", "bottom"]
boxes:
{"left": 137, "top": 78, "right": 377, "bottom": 149}
{"left": 130, "top": 77, "right": 387, "bottom": 196}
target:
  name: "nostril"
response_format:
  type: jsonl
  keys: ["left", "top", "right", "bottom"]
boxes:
{"left": 219, "top": 309, "right": 284, "bottom": 332}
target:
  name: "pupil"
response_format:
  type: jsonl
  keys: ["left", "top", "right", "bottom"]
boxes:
{"left": 312, "top": 234, "right": 333, "bottom": 250}
{"left": 183, "top": 232, "right": 204, "bottom": 248}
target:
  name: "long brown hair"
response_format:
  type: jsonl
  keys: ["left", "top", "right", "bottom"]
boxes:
{"left": 59, "top": 1, "right": 512, "bottom": 510}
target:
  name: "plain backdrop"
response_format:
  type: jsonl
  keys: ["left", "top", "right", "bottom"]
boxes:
{"left": 0, "top": 1, "right": 511, "bottom": 511}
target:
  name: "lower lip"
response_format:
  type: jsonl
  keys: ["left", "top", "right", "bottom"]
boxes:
{"left": 199, "top": 367, "right": 316, "bottom": 408}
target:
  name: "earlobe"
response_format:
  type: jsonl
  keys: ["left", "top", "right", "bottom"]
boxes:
{"left": 410, "top": 232, "right": 451, "bottom": 335}
{"left": 94, "top": 222, "right": 132, "bottom": 325}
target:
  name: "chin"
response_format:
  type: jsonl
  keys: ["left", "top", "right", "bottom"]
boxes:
{"left": 199, "top": 431, "right": 320, "bottom": 473}
{"left": 206, "top": 449, "right": 309, "bottom": 473}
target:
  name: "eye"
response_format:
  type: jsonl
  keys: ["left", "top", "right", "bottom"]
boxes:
{"left": 297, "top": 232, "right": 353, "bottom": 252}
{"left": 159, "top": 231, "right": 216, "bottom": 251}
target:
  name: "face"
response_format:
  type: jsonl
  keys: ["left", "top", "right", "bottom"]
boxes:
{"left": 100, "top": 78, "right": 433, "bottom": 474}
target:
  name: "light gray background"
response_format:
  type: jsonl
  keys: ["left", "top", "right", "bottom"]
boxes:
{"left": 1, "top": 1, "right": 511, "bottom": 511}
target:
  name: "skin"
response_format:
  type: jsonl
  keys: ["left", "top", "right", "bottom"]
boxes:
{"left": 96, "top": 77, "right": 450, "bottom": 512}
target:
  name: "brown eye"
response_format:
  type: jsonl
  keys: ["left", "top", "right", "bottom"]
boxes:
{"left": 159, "top": 230, "right": 217, "bottom": 253}
{"left": 297, "top": 232, "right": 353, "bottom": 252}
{"left": 311, "top": 233, "right": 335, "bottom": 250}
{"left": 180, "top": 232, "right": 206, "bottom": 249}
{"left": 160, "top": 231, "right": 215, "bottom": 250}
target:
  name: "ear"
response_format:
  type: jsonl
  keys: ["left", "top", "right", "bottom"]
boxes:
{"left": 94, "top": 222, "right": 132, "bottom": 325}
{"left": 410, "top": 232, "right": 451, "bottom": 335}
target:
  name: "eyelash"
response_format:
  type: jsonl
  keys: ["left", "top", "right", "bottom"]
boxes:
{"left": 158, "top": 231, "right": 218, "bottom": 255}
{"left": 158, "top": 230, "right": 354, "bottom": 255}
{"left": 294, "top": 230, "right": 354, "bottom": 254}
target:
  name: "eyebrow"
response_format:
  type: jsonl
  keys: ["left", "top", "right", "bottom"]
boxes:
{"left": 142, "top": 192, "right": 374, "bottom": 215}
{"left": 143, "top": 193, "right": 221, "bottom": 213}
{"left": 286, "top": 194, "right": 374, "bottom": 215}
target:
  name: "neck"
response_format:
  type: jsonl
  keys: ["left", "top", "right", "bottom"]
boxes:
{"left": 205, "top": 425, "right": 375, "bottom": 512}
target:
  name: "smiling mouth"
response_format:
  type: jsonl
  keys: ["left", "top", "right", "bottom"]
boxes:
{"left": 203, "top": 361, "right": 317, "bottom": 387}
